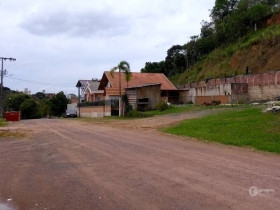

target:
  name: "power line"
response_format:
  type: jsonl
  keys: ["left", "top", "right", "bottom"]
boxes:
{"left": 6, "top": 76, "right": 74, "bottom": 87}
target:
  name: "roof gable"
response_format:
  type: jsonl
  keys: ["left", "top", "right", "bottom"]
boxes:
{"left": 84, "top": 80, "right": 103, "bottom": 93}
{"left": 76, "top": 80, "right": 91, "bottom": 88}
{"left": 99, "top": 72, "right": 176, "bottom": 90}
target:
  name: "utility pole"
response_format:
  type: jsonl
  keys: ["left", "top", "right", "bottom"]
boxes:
{"left": 0, "top": 57, "right": 16, "bottom": 117}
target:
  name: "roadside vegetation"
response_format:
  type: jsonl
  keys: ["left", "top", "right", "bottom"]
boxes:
{"left": 4, "top": 90, "right": 69, "bottom": 119}
{"left": 141, "top": 0, "right": 280, "bottom": 84}
{"left": 164, "top": 106, "right": 280, "bottom": 154}
{"left": 0, "top": 118, "right": 25, "bottom": 138}
{"left": 144, "top": 104, "right": 206, "bottom": 116}
{"left": 0, "top": 118, "right": 7, "bottom": 127}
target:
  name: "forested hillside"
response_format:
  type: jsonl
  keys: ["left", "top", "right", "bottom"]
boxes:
{"left": 141, "top": 0, "right": 280, "bottom": 84}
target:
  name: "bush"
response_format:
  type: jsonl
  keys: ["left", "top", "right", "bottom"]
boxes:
{"left": 122, "top": 94, "right": 133, "bottom": 115}
{"left": 155, "top": 101, "right": 169, "bottom": 111}
{"left": 126, "top": 110, "right": 151, "bottom": 118}
{"left": 49, "top": 92, "right": 68, "bottom": 117}
{"left": 212, "top": 100, "right": 221, "bottom": 105}
{"left": 20, "top": 99, "right": 39, "bottom": 119}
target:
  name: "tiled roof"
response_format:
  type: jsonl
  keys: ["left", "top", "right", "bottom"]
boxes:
{"left": 100, "top": 72, "right": 177, "bottom": 91}
{"left": 76, "top": 80, "right": 91, "bottom": 88}
{"left": 87, "top": 81, "right": 101, "bottom": 92}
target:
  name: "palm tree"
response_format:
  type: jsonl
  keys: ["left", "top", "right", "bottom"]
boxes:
{"left": 110, "top": 61, "right": 132, "bottom": 116}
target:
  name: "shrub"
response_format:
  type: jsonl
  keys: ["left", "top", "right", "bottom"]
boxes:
{"left": 122, "top": 94, "right": 133, "bottom": 115}
{"left": 212, "top": 100, "right": 221, "bottom": 105}
{"left": 155, "top": 101, "right": 169, "bottom": 111}
{"left": 20, "top": 99, "right": 39, "bottom": 119}
{"left": 126, "top": 110, "right": 151, "bottom": 118}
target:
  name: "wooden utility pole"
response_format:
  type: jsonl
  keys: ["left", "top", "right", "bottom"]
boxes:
{"left": 0, "top": 57, "right": 16, "bottom": 117}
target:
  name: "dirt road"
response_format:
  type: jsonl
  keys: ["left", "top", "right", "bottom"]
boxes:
{"left": 0, "top": 116, "right": 279, "bottom": 209}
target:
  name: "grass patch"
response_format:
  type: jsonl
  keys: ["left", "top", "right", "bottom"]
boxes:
{"left": 0, "top": 130, "right": 25, "bottom": 138}
{"left": 0, "top": 118, "right": 26, "bottom": 139}
{"left": 0, "top": 118, "right": 8, "bottom": 127}
{"left": 144, "top": 104, "right": 226, "bottom": 116}
{"left": 164, "top": 107, "right": 280, "bottom": 154}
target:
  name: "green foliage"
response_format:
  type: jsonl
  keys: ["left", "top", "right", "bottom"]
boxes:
{"left": 34, "top": 92, "right": 46, "bottom": 100}
{"left": 49, "top": 91, "right": 68, "bottom": 117}
{"left": 39, "top": 98, "right": 51, "bottom": 117}
{"left": 79, "top": 100, "right": 106, "bottom": 107}
{"left": 4, "top": 93, "right": 31, "bottom": 111}
{"left": 20, "top": 99, "right": 39, "bottom": 119}
{"left": 145, "top": 105, "right": 207, "bottom": 116}
{"left": 0, "top": 118, "right": 8, "bottom": 127}
{"left": 122, "top": 94, "right": 133, "bottom": 115}
{"left": 111, "top": 61, "right": 132, "bottom": 116}
{"left": 110, "top": 61, "right": 132, "bottom": 87}
{"left": 155, "top": 101, "right": 169, "bottom": 111}
{"left": 126, "top": 110, "right": 151, "bottom": 118}
{"left": 164, "top": 107, "right": 280, "bottom": 154}
{"left": 141, "top": 61, "right": 165, "bottom": 74}
{"left": 142, "top": 0, "right": 280, "bottom": 78}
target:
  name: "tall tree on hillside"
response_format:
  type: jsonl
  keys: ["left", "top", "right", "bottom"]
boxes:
{"left": 211, "top": 0, "right": 239, "bottom": 22}
{"left": 141, "top": 61, "right": 165, "bottom": 74}
{"left": 110, "top": 61, "right": 132, "bottom": 116}
{"left": 165, "top": 45, "right": 188, "bottom": 76}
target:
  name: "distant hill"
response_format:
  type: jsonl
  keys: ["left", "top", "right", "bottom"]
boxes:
{"left": 172, "top": 19, "right": 280, "bottom": 85}
{"left": 141, "top": 1, "right": 280, "bottom": 86}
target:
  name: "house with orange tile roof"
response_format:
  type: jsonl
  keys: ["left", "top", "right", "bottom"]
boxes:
{"left": 98, "top": 71, "right": 179, "bottom": 103}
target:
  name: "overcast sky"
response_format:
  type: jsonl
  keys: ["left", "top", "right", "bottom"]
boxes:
{"left": 0, "top": 0, "right": 214, "bottom": 95}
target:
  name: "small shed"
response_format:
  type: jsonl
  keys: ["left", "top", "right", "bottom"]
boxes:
{"left": 125, "top": 84, "right": 161, "bottom": 111}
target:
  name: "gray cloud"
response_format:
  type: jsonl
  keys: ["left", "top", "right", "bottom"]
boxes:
{"left": 20, "top": 10, "right": 131, "bottom": 37}
{"left": 1, "top": 0, "right": 214, "bottom": 94}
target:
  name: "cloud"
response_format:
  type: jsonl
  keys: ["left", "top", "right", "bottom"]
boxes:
{"left": 1, "top": 0, "right": 215, "bottom": 93}
{"left": 20, "top": 9, "right": 131, "bottom": 37}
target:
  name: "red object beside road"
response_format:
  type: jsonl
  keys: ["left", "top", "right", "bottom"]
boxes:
{"left": 4, "top": 112, "right": 21, "bottom": 121}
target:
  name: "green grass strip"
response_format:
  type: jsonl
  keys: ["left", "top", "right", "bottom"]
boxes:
{"left": 164, "top": 107, "right": 280, "bottom": 154}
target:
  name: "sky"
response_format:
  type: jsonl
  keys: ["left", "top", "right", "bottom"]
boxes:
{"left": 0, "top": 0, "right": 214, "bottom": 95}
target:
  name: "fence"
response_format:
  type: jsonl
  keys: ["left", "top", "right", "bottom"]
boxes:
{"left": 78, "top": 99, "right": 119, "bottom": 118}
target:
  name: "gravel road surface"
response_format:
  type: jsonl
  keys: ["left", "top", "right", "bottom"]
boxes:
{"left": 0, "top": 114, "right": 279, "bottom": 209}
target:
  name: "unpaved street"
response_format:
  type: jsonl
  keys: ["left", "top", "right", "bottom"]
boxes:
{"left": 0, "top": 116, "right": 280, "bottom": 209}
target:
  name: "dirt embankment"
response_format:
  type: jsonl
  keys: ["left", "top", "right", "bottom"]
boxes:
{"left": 230, "top": 36, "right": 280, "bottom": 74}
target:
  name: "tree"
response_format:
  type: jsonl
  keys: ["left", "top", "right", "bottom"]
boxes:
{"left": 39, "top": 98, "right": 51, "bottom": 118}
{"left": 49, "top": 92, "right": 68, "bottom": 117}
{"left": 248, "top": 3, "right": 269, "bottom": 30}
{"left": 165, "top": 45, "right": 188, "bottom": 76}
{"left": 20, "top": 99, "right": 39, "bottom": 119}
{"left": 4, "top": 93, "right": 31, "bottom": 111}
{"left": 34, "top": 92, "right": 46, "bottom": 100}
{"left": 211, "top": 0, "right": 239, "bottom": 22}
{"left": 110, "top": 61, "right": 132, "bottom": 116}
{"left": 140, "top": 0, "right": 280, "bottom": 80}
{"left": 141, "top": 61, "right": 165, "bottom": 74}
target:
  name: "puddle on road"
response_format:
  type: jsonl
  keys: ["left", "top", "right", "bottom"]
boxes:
{"left": 0, "top": 200, "right": 17, "bottom": 210}
{"left": 0, "top": 202, "right": 14, "bottom": 210}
